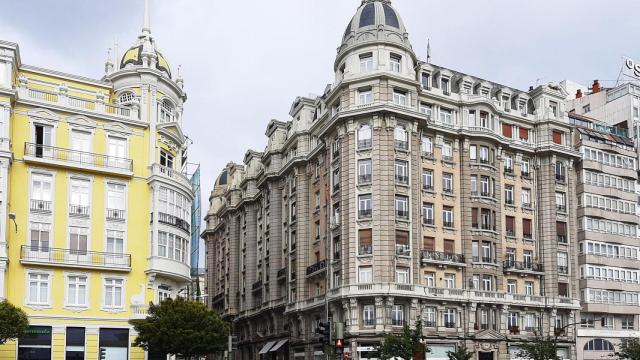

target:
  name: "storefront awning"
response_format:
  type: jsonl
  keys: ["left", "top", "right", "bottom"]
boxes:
{"left": 269, "top": 339, "right": 289, "bottom": 352}
{"left": 259, "top": 341, "right": 276, "bottom": 354}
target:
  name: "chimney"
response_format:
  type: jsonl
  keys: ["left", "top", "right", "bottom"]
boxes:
{"left": 592, "top": 80, "right": 600, "bottom": 94}
{"left": 576, "top": 89, "right": 583, "bottom": 99}
{"left": 529, "top": 86, "right": 534, "bottom": 91}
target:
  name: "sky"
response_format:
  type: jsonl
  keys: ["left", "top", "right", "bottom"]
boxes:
{"left": 2, "top": 0, "right": 640, "bottom": 264}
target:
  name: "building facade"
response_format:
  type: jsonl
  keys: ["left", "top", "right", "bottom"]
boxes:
{"left": 203, "top": 1, "right": 582, "bottom": 360}
{"left": 0, "top": 2, "right": 194, "bottom": 359}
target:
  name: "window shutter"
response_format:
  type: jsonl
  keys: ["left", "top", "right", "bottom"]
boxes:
{"left": 472, "top": 209, "right": 478, "bottom": 226}
{"left": 523, "top": 219, "right": 532, "bottom": 235}
{"left": 444, "top": 240, "right": 455, "bottom": 254}
{"left": 552, "top": 130, "right": 563, "bottom": 145}
{"left": 519, "top": 128, "right": 529, "bottom": 139}
{"left": 502, "top": 124, "right": 512, "bottom": 138}
{"left": 396, "top": 230, "right": 409, "bottom": 246}
{"left": 423, "top": 237, "right": 435, "bottom": 251}
{"left": 556, "top": 221, "right": 567, "bottom": 236}
{"left": 359, "top": 229, "right": 372, "bottom": 246}
{"left": 506, "top": 216, "right": 515, "bottom": 232}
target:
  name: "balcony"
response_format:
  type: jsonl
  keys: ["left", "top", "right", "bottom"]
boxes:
{"left": 422, "top": 152, "right": 434, "bottom": 159}
{"left": 146, "top": 255, "right": 191, "bottom": 282}
{"left": 358, "top": 174, "right": 372, "bottom": 184}
{"left": 306, "top": 260, "right": 327, "bottom": 277}
{"left": 130, "top": 304, "right": 149, "bottom": 319}
{"left": 277, "top": 267, "right": 287, "bottom": 279}
{"left": 20, "top": 245, "right": 131, "bottom": 271}
{"left": 503, "top": 260, "right": 543, "bottom": 274}
{"left": 252, "top": 281, "right": 263, "bottom": 292}
{"left": 359, "top": 245, "right": 373, "bottom": 256}
{"left": 107, "top": 208, "right": 126, "bottom": 221}
{"left": 420, "top": 250, "right": 465, "bottom": 265}
{"left": 504, "top": 167, "right": 514, "bottom": 175}
{"left": 24, "top": 143, "right": 133, "bottom": 176}
{"left": 396, "top": 210, "right": 409, "bottom": 220}
{"left": 30, "top": 199, "right": 51, "bottom": 213}
{"left": 395, "top": 245, "right": 411, "bottom": 257}
{"left": 358, "top": 209, "right": 372, "bottom": 219}
{"left": 395, "top": 175, "right": 409, "bottom": 185}
{"left": 395, "top": 140, "right": 409, "bottom": 151}
{"left": 156, "top": 212, "right": 191, "bottom": 233}
{"left": 442, "top": 155, "right": 454, "bottom": 163}
{"left": 358, "top": 139, "right": 372, "bottom": 150}
{"left": 149, "top": 163, "right": 193, "bottom": 193}
{"left": 69, "top": 204, "right": 90, "bottom": 217}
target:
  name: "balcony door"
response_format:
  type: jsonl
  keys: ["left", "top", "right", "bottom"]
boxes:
{"left": 70, "top": 130, "right": 93, "bottom": 164}
{"left": 34, "top": 124, "right": 52, "bottom": 158}
{"left": 29, "top": 223, "right": 50, "bottom": 260}
{"left": 68, "top": 227, "right": 89, "bottom": 264}
{"left": 107, "top": 136, "right": 127, "bottom": 169}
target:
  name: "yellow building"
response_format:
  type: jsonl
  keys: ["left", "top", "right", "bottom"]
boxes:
{"left": 0, "top": 2, "right": 194, "bottom": 359}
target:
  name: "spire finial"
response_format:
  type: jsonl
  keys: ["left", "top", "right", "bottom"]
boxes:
{"left": 142, "top": 0, "right": 151, "bottom": 36}
{"left": 427, "top": 38, "right": 432, "bottom": 64}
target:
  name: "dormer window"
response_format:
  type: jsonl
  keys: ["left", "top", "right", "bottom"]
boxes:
{"left": 519, "top": 100, "right": 528, "bottom": 116}
{"left": 358, "top": 88, "right": 373, "bottom": 105}
{"left": 502, "top": 95, "right": 511, "bottom": 111}
{"left": 360, "top": 53, "right": 373, "bottom": 72}
{"left": 550, "top": 101, "right": 559, "bottom": 118}
{"left": 462, "top": 84, "right": 472, "bottom": 94}
{"left": 421, "top": 72, "right": 431, "bottom": 89}
{"left": 441, "top": 78, "right": 450, "bottom": 95}
{"left": 160, "top": 99, "right": 175, "bottom": 123}
{"left": 390, "top": 54, "right": 401, "bottom": 73}
{"left": 393, "top": 89, "right": 408, "bottom": 107}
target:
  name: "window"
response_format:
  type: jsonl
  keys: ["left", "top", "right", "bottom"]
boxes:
{"left": 27, "top": 272, "right": 50, "bottom": 305}
{"left": 423, "top": 237, "right": 435, "bottom": 251}
{"left": 67, "top": 275, "right": 88, "bottom": 307}
{"left": 442, "top": 173, "right": 453, "bottom": 193}
{"left": 107, "top": 183, "right": 126, "bottom": 219}
{"left": 440, "top": 108, "right": 452, "bottom": 125}
{"left": 70, "top": 129, "right": 92, "bottom": 163}
{"left": 555, "top": 161, "right": 566, "bottom": 182}
{"left": 424, "top": 307, "right": 436, "bottom": 326}
{"left": 444, "top": 273, "right": 455, "bottom": 289}
{"left": 396, "top": 267, "right": 409, "bottom": 284}
{"left": 584, "top": 339, "right": 615, "bottom": 351}
{"left": 104, "top": 278, "right": 124, "bottom": 308}
{"left": 550, "top": 101, "right": 558, "bottom": 118}
{"left": 504, "top": 154, "right": 513, "bottom": 173}
{"left": 442, "top": 207, "right": 453, "bottom": 228}
{"left": 502, "top": 123, "right": 513, "bottom": 138}
{"left": 393, "top": 90, "right": 408, "bottom": 106}
{"left": 158, "top": 187, "right": 191, "bottom": 225}
{"left": 107, "top": 136, "right": 127, "bottom": 168}
{"left": 160, "top": 99, "right": 175, "bottom": 123}
{"left": 441, "top": 78, "right": 450, "bottom": 95}
{"left": 425, "top": 272, "right": 435, "bottom": 287}
{"left": 482, "top": 241, "right": 492, "bottom": 263}
{"left": 394, "top": 126, "right": 408, "bottom": 150}
{"left": 557, "top": 252, "right": 568, "bottom": 274}
{"left": 358, "top": 125, "right": 372, "bottom": 149}
{"left": 69, "top": 178, "right": 90, "bottom": 216}
{"left": 470, "top": 175, "right": 477, "bottom": 195}
{"left": 106, "top": 230, "right": 124, "bottom": 255}
{"left": 469, "top": 145, "right": 477, "bottom": 161}
{"left": 363, "top": 305, "right": 375, "bottom": 326}
{"left": 622, "top": 316, "right": 634, "bottom": 330}
{"left": 157, "top": 231, "right": 188, "bottom": 263}
{"left": 507, "top": 280, "right": 516, "bottom": 294}
{"left": 521, "top": 189, "right": 531, "bottom": 207}
{"left": 158, "top": 285, "right": 171, "bottom": 303}
{"left": 422, "top": 169, "right": 433, "bottom": 191}
{"left": 392, "top": 304, "right": 404, "bottom": 326}
{"left": 118, "top": 92, "right": 135, "bottom": 104}
{"left": 444, "top": 308, "right": 456, "bottom": 328}
{"left": 360, "top": 53, "right": 373, "bottom": 72}
{"left": 525, "top": 281, "right": 534, "bottom": 296}
{"left": 358, "top": 159, "right": 372, "bottom": 184}
{"left": 558, "top": 282, "right": 569, "bottom": 297}
{"left": 442, "top": 141, "right": 453, "bottom": 161}
{"left": 359, "top": 229, "right": 372, "bottom": 255}
{"left": 422, "top": 203, "right": 434, "bottom": 225}
{"left": 66, "top": 327, "right": 85, "bottom": 359}
{"left": 479, "top": 146, "right": 490, "bottom": 163}
{"left": 29, "top": 222, "right": 51, "bottom": 255}
{"left": 31, "top": 174, "right": 52, "bottom": 211}
{"left": 69, "top": 227, "right": 88, "bottom": 255}
{"left": 359, "top": 266, "right": 373, "bottom": 283}
{"left": 396, "top": 230, "right": 409, "bottom": 255}
{"left": 556, "top": 192, "right": 566, "bottom": 212}
{"left": 395, "top": 160, "right": 408, "bottom": 184}
{"left": 33, "top": 123, "right": 53, "bottom": 157}
{"left": 395, "top": 195, "right": 409, "bottom": 219}
{"left": 509, "top": 312, "right": 519, "bottom": 328}
{"left": 421, "top": 72, "right": 430, "bottom": 89}
{"left": 160, "top": 149, "right": 174, "bottom": 169}
{"left": 505, "top": 216, "right": 515, "bottom": 237}
{"left": 468, "top": 110, "right": 477, "bottom": 127}
{"left": 521, "top": 158, "right": 530, "bottom": 177}
{"left": 390, "top": 54, "right": 401, "bottom": 72}
{"left": 505, "top": 185, "right": 514, "bottom": 205}
{"left": 99, "top": 328, "right": 129, "bottom": 359}
{"left": 19, "top": 326, "right": 53, "bottom": 360}
{"left": 358, "top": 194, "right": 372, "bottom": 219}
{"left": 358, "top": 89, "right": 373, "bottom": 105}
{"left": 419, "top": 103, "right": 432, "bottom": 117}
{"left": 523, "top": 219, "right": 533, "bottom": 239}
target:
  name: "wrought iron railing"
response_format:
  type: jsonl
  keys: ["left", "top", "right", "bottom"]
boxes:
{"left": 20, "top": 245, "right": 131, "bottom": 269}
{"left": 421, "top": 250, "right": 464, "bottom": 264}
{"left": 24, "top": 143, "right": 133, "bottom": 171}
{"left": 503, "top": 260, "right": 543, "bottom": 272}
{"left": 306, "top": 260, "right": 327, "bottom": 276}
{"left": 157, "top": 212, "right": 191, "bottom": 232}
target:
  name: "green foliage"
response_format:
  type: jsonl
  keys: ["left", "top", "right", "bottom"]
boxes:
{"left": 447, "top": 345, "right": 474, "bottom": 360}
{"left": 613, "top": 338, "right": 640, "bottom": 360}
{"left": 516, "top": 335, "right": 559, "bottom": 360}
{"left": 0, "top": 300, "right": 29, "bottom": 345}
{"left": 129, "top": 297, "right": 229, "bottom": 358}
{"left": 376, "top": 320, "right": 429, "bottom": 360}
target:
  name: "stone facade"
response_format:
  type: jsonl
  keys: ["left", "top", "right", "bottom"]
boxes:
{"left": 202, "top": 1, "right": 585, "bottom": 360}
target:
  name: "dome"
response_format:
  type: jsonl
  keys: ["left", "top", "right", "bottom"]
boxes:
{"left": 341, "top": 0, "right": 409, "bottom": 47}
{"left": 119, "top": 38, "right": 172, "bottom": 78}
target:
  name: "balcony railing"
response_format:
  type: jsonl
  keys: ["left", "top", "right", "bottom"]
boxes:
{"left": 277, "top": 268, "right": 287, "bottom": 278}
{"left": 423, "top": 185, "right": 434, "bottom": 192}
{"left": 444, "top": 322, "right": 456, "bottom": 329}
{"left": 306, "top": 260, "right": 327, "bottom": 276}
{"left": 24, "top": 143, "right": 133, "bottom": 172}
{"left": 359, "top": 245, "right": 373, "bottom": 256}
{"left": 30, "top": 199, "right": 51, "bottom": 212}
{"left": 69, "top": 204, "right": 90, "bottom": 217}
{"left": 420, "top": 250, "right": 465, "bottom": 264}
{"left": 20, "top": 245, "right": 131, "bottom": 270}
{"left": 504, "top": 167, "right": 514, "bottom": 175}
{"left": 422, "top": 218, "right": 435, "bottom": 226}
{"left": 157, "top": 212, "right": 191, "bottom": 233}
{"left": 358, "top": 174, "right": 372, "bottom": 184}
{"left": 503, "top": 260, "right": 543, "bottom": 273}
{"left": 395, "top": 140, "right": 409, "bottom": 151}
{"left": 392, "top": 318, "right": 404, "bottom": 326}
{"left": 556, "top": 204, "right": 567, "bottom": 212}
{"left": 107, "top": 208, "right": 126, "bottom": 221}
{"left": 252, "top": 281, "right": 263, "bottom": 291}
{"left": 521, "top": 171, "right": 530, "bottom": 179}
{"left": 442, "top": 155, "right": 454, "bottom": 163}
{"left": 443, "top": 221, "right": 454, "bottom": 228}
{"left": 150, "top": 164, "right": 192, "bottom": 190}
{"left": 396, "top": 210, "right": 409, "bottom": 219}
{"left": 556, "top": 174, "right": 566, "bottom": 183}
{"left": 422, "top": 152, "right": 434, "bottom": 159}
{"left": 358, "top": 139, "right": 372, "bottom": 149}
{"left": 395, "top": 245, "right": 411, "bottom": 256}
{"left": 558, "top": 266, "right": 569, "bottom": 274}
{"left": 395, "top": 175, "right": 409, "bottom": 184}
{"left": 358, "top": 209, "right": 372, "bottom": 219}
{"left": 557, "top": 235, "right": 567, "bottom": 244}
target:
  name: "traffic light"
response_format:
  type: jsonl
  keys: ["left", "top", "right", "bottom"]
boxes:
{"left": 317, "top": 321, "right": 331, "bottom": 344}
{"left": 99, "top": 347, "right": 106, "bottom": 360}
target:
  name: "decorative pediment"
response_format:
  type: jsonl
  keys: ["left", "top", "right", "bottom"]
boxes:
{"left": 157, "top": 122, "right": 185, "bottom": 144}
{"left": 474, "top": 329, "right": 506, "bottom": 341}
{"left": 67, "top": 115, "right": 97, "bottom": 129}
{"left": 104, "top": 122, "right": 132, "bottom": 136}
{"left": 28, "top": 108, "right": 60, "bottom": 123}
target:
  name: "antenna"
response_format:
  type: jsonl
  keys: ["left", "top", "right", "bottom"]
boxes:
{"left": 426, "top": 38, "right": 432, "bottom": 64}
{"left": 142, "top": 0, "right": 151, "bottom": 36}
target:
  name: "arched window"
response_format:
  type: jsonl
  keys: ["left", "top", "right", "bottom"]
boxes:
{"left": 118, "top": 92, "right": 135, "bottom": 106}
{"left": 584, "top": 339, "right": 615, "bottom": 351}
{"left": 358, "top": 124, "right": 372, "bottom": 149}
{"left": 160, "top": 99, "right": 175, "bottom": 123}
{"left": 395, "top": 126, "right": 408, "bottom": 150}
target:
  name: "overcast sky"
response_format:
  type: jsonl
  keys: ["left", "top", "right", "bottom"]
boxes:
{"left": 2, "top": 0, "right": 639, "bottom": 261}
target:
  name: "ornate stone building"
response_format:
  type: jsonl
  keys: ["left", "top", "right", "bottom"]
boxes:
{"left": 203, "top": 1, "right": 582, "bottom": 359}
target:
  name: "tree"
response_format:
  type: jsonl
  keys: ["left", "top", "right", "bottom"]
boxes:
{"left": 613, "top": 338, "right": 640, "bottom": 360}
{"left": 130, "top": 297, "right": 229, "bottom": 359}
{"left": 0, "top": 300, "right": 29, "bottom": 345}
{"left": 516, "top": 335, "right": 559, "bottom": 360}
{"left": 376, "top": 320, "right": 429, "bottom": 360}
{"left": 447, "top": 345, "right": 474, "bottom": 360}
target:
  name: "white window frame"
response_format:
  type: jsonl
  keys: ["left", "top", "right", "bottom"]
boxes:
{"left": 102, "top": 276, "right": 125, "bottom": 310}
{"left": 25, "top": 270, "right": 52, "bottom": 307}
{"left": 358, "top": 266, "right": 373, "bottom": 284}
{"left": 65, "top": 273, "right": 89, "bottom": 309}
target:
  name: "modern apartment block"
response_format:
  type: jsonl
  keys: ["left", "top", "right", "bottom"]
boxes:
{"left": 0, "top": 2, "right": 194, "bottom": 359}
{"left": 203, "top": 1, "right": 583, "bottom": 360}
